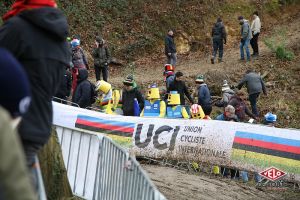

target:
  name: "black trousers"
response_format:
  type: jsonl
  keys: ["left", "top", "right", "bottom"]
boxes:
{"left": 94, "top": 64, "right": 108, "bottom": 82}
{"left": 212, "top": 39, "right": 223, "bottom": 59}
{"left": 250, "top": 33, "right": 260, "bottom": 55}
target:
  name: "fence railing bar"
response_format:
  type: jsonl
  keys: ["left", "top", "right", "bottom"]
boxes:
{"left": 83, "top": 135, "right": 92, "bottom": 197}
{"left": 73, "top": 132, "right": 83, "bottom": 192}
{"left": 66, "top": 129, "right": 73, "bottom": 173}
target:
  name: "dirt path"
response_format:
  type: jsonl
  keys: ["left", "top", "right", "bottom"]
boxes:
{"left": 143, "top": 165, "right": 300, "bottom": 200}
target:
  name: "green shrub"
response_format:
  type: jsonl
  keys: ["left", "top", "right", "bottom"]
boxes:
{"left": 264, "top": 29, "right": 295, "bottom": 61}
{"left": 275, "top": 46, "right": 295, "bottom": 61}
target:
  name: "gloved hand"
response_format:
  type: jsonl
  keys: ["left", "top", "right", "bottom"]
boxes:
{"left": 240, "top": 38, "right": 245, "bottom": 45}
{"left": 168, "top": 53, "right": 171, "bottom": 56}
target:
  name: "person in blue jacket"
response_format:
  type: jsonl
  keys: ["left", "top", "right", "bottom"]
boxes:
{"left": 196, "top": 74, "right": 212, "bottom": 116}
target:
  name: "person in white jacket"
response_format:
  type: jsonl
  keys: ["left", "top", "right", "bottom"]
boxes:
{"left": 250, "top": 11, "right": 261, "bottom": 57}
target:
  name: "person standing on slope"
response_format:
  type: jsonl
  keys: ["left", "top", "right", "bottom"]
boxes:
{"left": 165, "top": 29, "right": 177, "bottom": 66}
{"left": 238, "top": 16, "right": 252, "bottom": 62}
{"left": 92, "top": 36, "right": 111, "bottom": 82}
{"left": 211, "top": 17, "right": 227, "bottom": 64}
{"left": 250, "top": 11, "right": 261, "bottom": 58}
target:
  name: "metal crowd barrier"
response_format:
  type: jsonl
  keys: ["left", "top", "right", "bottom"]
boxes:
{"left": 35, "top": 157, "right": 47, "bottom": 200}
{"left": 55, "top": 126, "right": 166, "bottom": 200}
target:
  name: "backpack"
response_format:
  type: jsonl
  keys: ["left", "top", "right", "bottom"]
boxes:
{"left": 72, "top": 48, "right": 83, "bottom": 61}
{"left": 228, "top": 96, "right": 246, "bottom": 120}
{"left": 88, "top": 81, "right": 98, "bottom": 104}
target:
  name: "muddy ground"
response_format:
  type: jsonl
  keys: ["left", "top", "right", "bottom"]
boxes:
{"left": 143, "top": 164, "right": 300, "bottom": 200}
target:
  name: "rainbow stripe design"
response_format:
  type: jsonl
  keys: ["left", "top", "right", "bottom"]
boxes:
{"left": 232, "top": 131, "right": 300, "bottom": 174}
{"left": 75, "top": 115, "right": 135, "bottom": 137}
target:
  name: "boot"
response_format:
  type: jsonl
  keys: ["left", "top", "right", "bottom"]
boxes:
{"left": 211, "top": 56, "right": 215, "bottom": 64}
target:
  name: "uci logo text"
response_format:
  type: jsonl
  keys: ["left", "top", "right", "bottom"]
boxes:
{"left": 134, "top": 124, "right": 180, "bottom": 151}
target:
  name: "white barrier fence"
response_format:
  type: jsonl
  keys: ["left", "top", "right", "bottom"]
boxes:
{"left": 53, "top": 102, "right": 300, "bottom": 182}
{"left": 55, "top": 125, "right": 166, "bottom": 200}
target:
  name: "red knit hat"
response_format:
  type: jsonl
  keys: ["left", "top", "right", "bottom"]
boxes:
{"left": 3, "top": 0, "right": 57, "bottom": 21}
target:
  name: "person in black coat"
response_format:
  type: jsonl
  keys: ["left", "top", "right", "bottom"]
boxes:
{"left": 164, "top": 29, "right": 177, "bottom": 66}
{"left": 0, "top": 1, "right": 70, "bottom": 176}
{"left": 122, "top": 75, "right": 144, "bottom": 116}
{"left": 211, "top": 17, "right": 227, "bottom": 64}
{"left": 54, "top": 66, "right": 72, "bottom": 103}
{"left": 168, "top": 72, "right": 194, "bottom": 105}
{"left": 72, "top": 68, "right": 92, "bottom": 108}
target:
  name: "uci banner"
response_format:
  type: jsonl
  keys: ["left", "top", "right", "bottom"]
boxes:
{"left": 132, "top": 119, "right": 235, "bottom": 165}
{"left": 52, "top": 102, "right": 300, "bottom": 181}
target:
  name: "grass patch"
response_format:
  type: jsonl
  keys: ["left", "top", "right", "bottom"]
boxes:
{"left": 264, "top": 28, "right": 295, "bottom": 61}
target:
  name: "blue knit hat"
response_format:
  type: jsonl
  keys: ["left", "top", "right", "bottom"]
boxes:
{"left": 0, "top": 48, "right": 31, "bottom": 117}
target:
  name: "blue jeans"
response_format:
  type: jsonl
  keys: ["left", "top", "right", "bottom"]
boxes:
{"left": 167, "top": 53, "right": 177, "bottom": 66}
{"left": 241, "top": 171, "right": 262, "bottom": 183}
{"left": 240, "top": 39, "right": 250, "bottom": 60}
{"left": 249, "top": 92, "right": 260, "bottom": 116}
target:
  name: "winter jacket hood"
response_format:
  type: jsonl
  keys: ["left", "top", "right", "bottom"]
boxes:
{"left": 197, "top": 84, "right": 211, "bottom": 107}
{"left": 241, "top": 19, "right": 252, "bottom": 40}
{"left": 77, "top": 68, "right": 88, "bottom": 83}
{"left": 19, "top": 7, "right": 68, "bottom": 41}
{"left": 212, "top": 22, "right": 227, "bottom": 41}
{"left": 0, "top": 5, "right": 69, "bottom": 146}
{"left": 223, "top": 89, "right": 235, "bottom": 95}
{"left": 214, "top": 22, "right": 223, "bottom": 29}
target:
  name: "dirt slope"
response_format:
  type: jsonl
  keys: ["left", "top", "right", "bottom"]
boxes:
{"left": 137, "top": 10, "right": 300, "bottom": 200}
{"left": 108, "top": 8, "right": 300, "bottom": 128}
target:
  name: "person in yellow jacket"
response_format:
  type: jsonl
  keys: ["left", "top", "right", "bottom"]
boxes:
{"left": 140, "top": 84, "right": 166, "bottom": 118}
{"left": 95, "top": 80, "right": 123, "bottom": 114}
{"left": 166, "top": 91, "right": 189, "bottom": 119}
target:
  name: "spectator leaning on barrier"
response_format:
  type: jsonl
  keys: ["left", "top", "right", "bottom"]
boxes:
{"left": 0, "top": 48, "right": 37, "bottom": 200}
{"left": 228, "top": 90, "right": 257, "bottom": 122}
{"left": 215, "top": 80, "right": 235, "bottom": 108}
{"left": 168, "top": 71, "right": 194, "bottom": 106}
{"left": 122, "top": 75, "right": 145, "bottom": 116}
{"left": 237, "top": 69, "right": 267, "bottom": 117}
{"left": 195, "top": 74, "right": 212, "bottom": 116}
{"left": 264, "top": 112, "right": 277, "bottom": 127}
{"left": 72, "top": 68, "right": 92, "bottom": 108}
{"left": 164, "top": 64, "right": 175, "bottom": 90}
{"left": 0, "top": 0, "right": 70, "bottom": 189}
{"left": 215, "top": 105, "right": 239, "bottom": 122}
{"left": 54, "top": 66, "right": 72, "bottom": 103}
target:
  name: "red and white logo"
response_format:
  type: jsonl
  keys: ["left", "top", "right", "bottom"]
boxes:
{"left": 259, "top": 167, "right": 287, "bottom": 181}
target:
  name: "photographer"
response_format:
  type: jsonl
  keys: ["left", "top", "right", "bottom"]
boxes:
{"left": 92, "top": 36, "right": 111, "bottom": 82}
